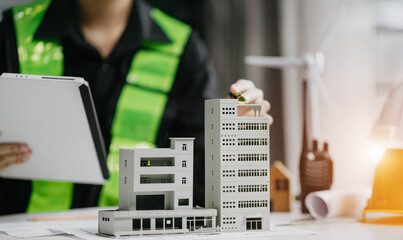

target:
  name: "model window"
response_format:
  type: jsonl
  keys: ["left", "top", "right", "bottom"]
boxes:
{"left": 178, "top": 198, "right": 189, "bottom": 206}
{"left": 182, "top": 160, "right": 187, "bottom": 167}
{"left": 182, "top": 177, "right": 186, "bottom": 184}
{"left": 156, "top": 218, "right": 164, "bottom": 230}
{"left": 133, "top": 219, "right": 141, "bottom": 230}
{"left": 140, "top": 160, "right": 150, "bottom": 166}
{"left": 166, "top": 218, "right": 173, "bottom": 228}
{"left": 174, "top": 218, "right": 182, "bottom": 229}
{"left": 140, "top": 177, "right": 150, "bottom": 184}
{"left": 182, "top": 144, "right": 187, "bottom": 151}
{"left": 142, "top": 218, "right": 151, "bottom": 230}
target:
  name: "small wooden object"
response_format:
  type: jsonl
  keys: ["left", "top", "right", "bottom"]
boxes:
{"left": 270, "top": 161, "right": 292, "bottom": 212}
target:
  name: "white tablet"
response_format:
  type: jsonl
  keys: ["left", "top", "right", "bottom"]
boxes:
{"left": 0, "top": 73, "right": 108, "bottom": 184}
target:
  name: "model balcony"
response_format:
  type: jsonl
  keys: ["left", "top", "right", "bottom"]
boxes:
{"left": 140, "top": 157, "right": 175, "bottom": 167}
{"left": 140, "top": 174, "right": 175, "bottom": 184}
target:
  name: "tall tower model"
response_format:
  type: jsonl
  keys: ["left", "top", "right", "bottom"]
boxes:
{"left": 205, "top": 99, "right": 270, "bottom": 231}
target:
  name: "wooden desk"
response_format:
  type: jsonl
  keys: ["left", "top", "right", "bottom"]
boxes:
{"left": 0, "top": 206, "right": 402, "bottom": 240}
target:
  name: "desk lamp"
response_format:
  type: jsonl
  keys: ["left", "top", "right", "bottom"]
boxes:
{"left": 363, "top": 83, "right": 403, "bottom": 223}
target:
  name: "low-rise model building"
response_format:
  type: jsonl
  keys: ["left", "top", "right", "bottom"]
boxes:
{"left": 99, "top": 138, "right": 217, "bottom": 236}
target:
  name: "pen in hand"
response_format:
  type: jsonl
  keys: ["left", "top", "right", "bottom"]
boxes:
{"left": 228, "top": 92, "right": 246, "bottom": 103}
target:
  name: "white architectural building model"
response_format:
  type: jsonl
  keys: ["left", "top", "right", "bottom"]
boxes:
{"left": 99, "top": 138, "right": 217, "bottom": 236}
{"left": 205, "top": 99, "right": 270, "bottom": 231}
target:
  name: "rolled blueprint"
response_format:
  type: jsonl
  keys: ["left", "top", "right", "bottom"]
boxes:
{"left": 305, "top": 188, "right": 372, "bottom": 220}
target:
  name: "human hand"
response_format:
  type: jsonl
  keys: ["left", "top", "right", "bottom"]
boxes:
{"left": 0, "top": 142, "right": 32, "bottom": 172}
{"left": 230, "top": 79, "right": 273, "bottom": 124}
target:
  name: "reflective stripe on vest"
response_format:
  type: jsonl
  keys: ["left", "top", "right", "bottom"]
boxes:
{"left": 98, "top": 8, "right": 191, "bottom": 206}
{"left": 12, "top": 0, "right": 191, "bottom": 212}
{"left": 12, "top": 0, "right": 72, "bottom": 213}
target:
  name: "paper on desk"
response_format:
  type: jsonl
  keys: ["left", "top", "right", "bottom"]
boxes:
{"left": 0, "top": 226, "right": 66, "bottom": 238}
{"left": 80, "top": 227, "right": 318, "bottom": 240}
{"left": 0, "top": 218, "right": 96, "bottom": 238}
{"left": 0, "top": 220, "right": 319, "bottom": 239}
{"left": 305, "top": 187, "right": 372, "bottom": 220}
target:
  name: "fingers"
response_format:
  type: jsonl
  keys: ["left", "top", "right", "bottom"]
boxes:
{"left": 0, "top": 143, "right": 29, "bottom": 156}
{"left": 0, "top": 144, "right": 32, "bottom": 172}
{"left": 261, "top": 100, "right": 274, "bottom": 125}
{"left": 230, "top": 79, "right": 273, "bottom": 125}
{"left": 263, "top": 113, "right": 274, "bottom": 125}
{"left": 0, "top": 150, "right": 32, "bottom": 172}
{"left": 231, "top": 79, "right": 264, "bottom": 103}
{"left": 230, "top": 79, "right": 255, "bottom": 95}
{"left": 242, "top": 88, "right": 264, "bottom": 104}
{"left": 237, "top": 106, "right": 251, "bottom": 117}
{"left": 262, "top": 100, "right": 271, "bottom": 113}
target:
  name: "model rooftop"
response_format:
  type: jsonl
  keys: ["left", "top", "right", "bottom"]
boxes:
{"left": 206, "top": 99, "right": 268, "bottom": 118}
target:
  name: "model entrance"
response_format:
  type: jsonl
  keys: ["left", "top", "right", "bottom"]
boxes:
{"left": 246, "top": 218, "right": 262, "bottom": 230}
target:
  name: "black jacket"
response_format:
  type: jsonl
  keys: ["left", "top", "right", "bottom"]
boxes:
{"left": 0, "top": 0, "right": 218, "bottom": 215}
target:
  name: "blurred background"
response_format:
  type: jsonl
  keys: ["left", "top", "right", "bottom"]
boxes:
{"left": 2, "top": 0, "right": 402, "bottom": 196}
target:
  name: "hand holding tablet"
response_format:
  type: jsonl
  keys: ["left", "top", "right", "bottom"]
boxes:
{"left": 0, "top": 73, "right": 108, "bottom": 184}
{"left": 0, "top": 142, "right": 32, "bottom": 172}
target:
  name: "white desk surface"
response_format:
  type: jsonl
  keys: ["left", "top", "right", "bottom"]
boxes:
{"left": 0, "top": 205, "right": 402, "bottom": 240}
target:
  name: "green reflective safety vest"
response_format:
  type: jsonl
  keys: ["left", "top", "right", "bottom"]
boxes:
{"left": 12, "top": 0, "right": 191, "bottom": 212}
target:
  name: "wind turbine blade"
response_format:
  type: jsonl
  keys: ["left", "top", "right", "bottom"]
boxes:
{"left": 310, "top": 70, "right": 337, "bottom": 113}
{"left": 244, "top": 56, "right": 304, "bottom": 69}
{"left": 316, "top": 4, "right": 347, "bottom": 53}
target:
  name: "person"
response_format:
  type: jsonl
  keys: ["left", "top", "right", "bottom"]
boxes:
{"left": 0, "top": 0, "right": 271, "bottom": 215}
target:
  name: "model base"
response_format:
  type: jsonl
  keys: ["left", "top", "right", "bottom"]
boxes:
{"left": 99, "top": 208, "right": 217, "bottom": 237}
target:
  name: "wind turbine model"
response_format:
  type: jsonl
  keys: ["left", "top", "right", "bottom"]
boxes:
{"left": 244, "top": 5, "right": 345, "bottom": 145}
{"left": 244, "top": 6, "right": 346, "bottom": 213}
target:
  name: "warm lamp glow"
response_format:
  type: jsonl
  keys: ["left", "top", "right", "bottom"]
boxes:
{"left": 366, "top": 143, "right": 386, "bottom": 166}
{"left": 369, "top": 144, "right": 386, "bottom": 164}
